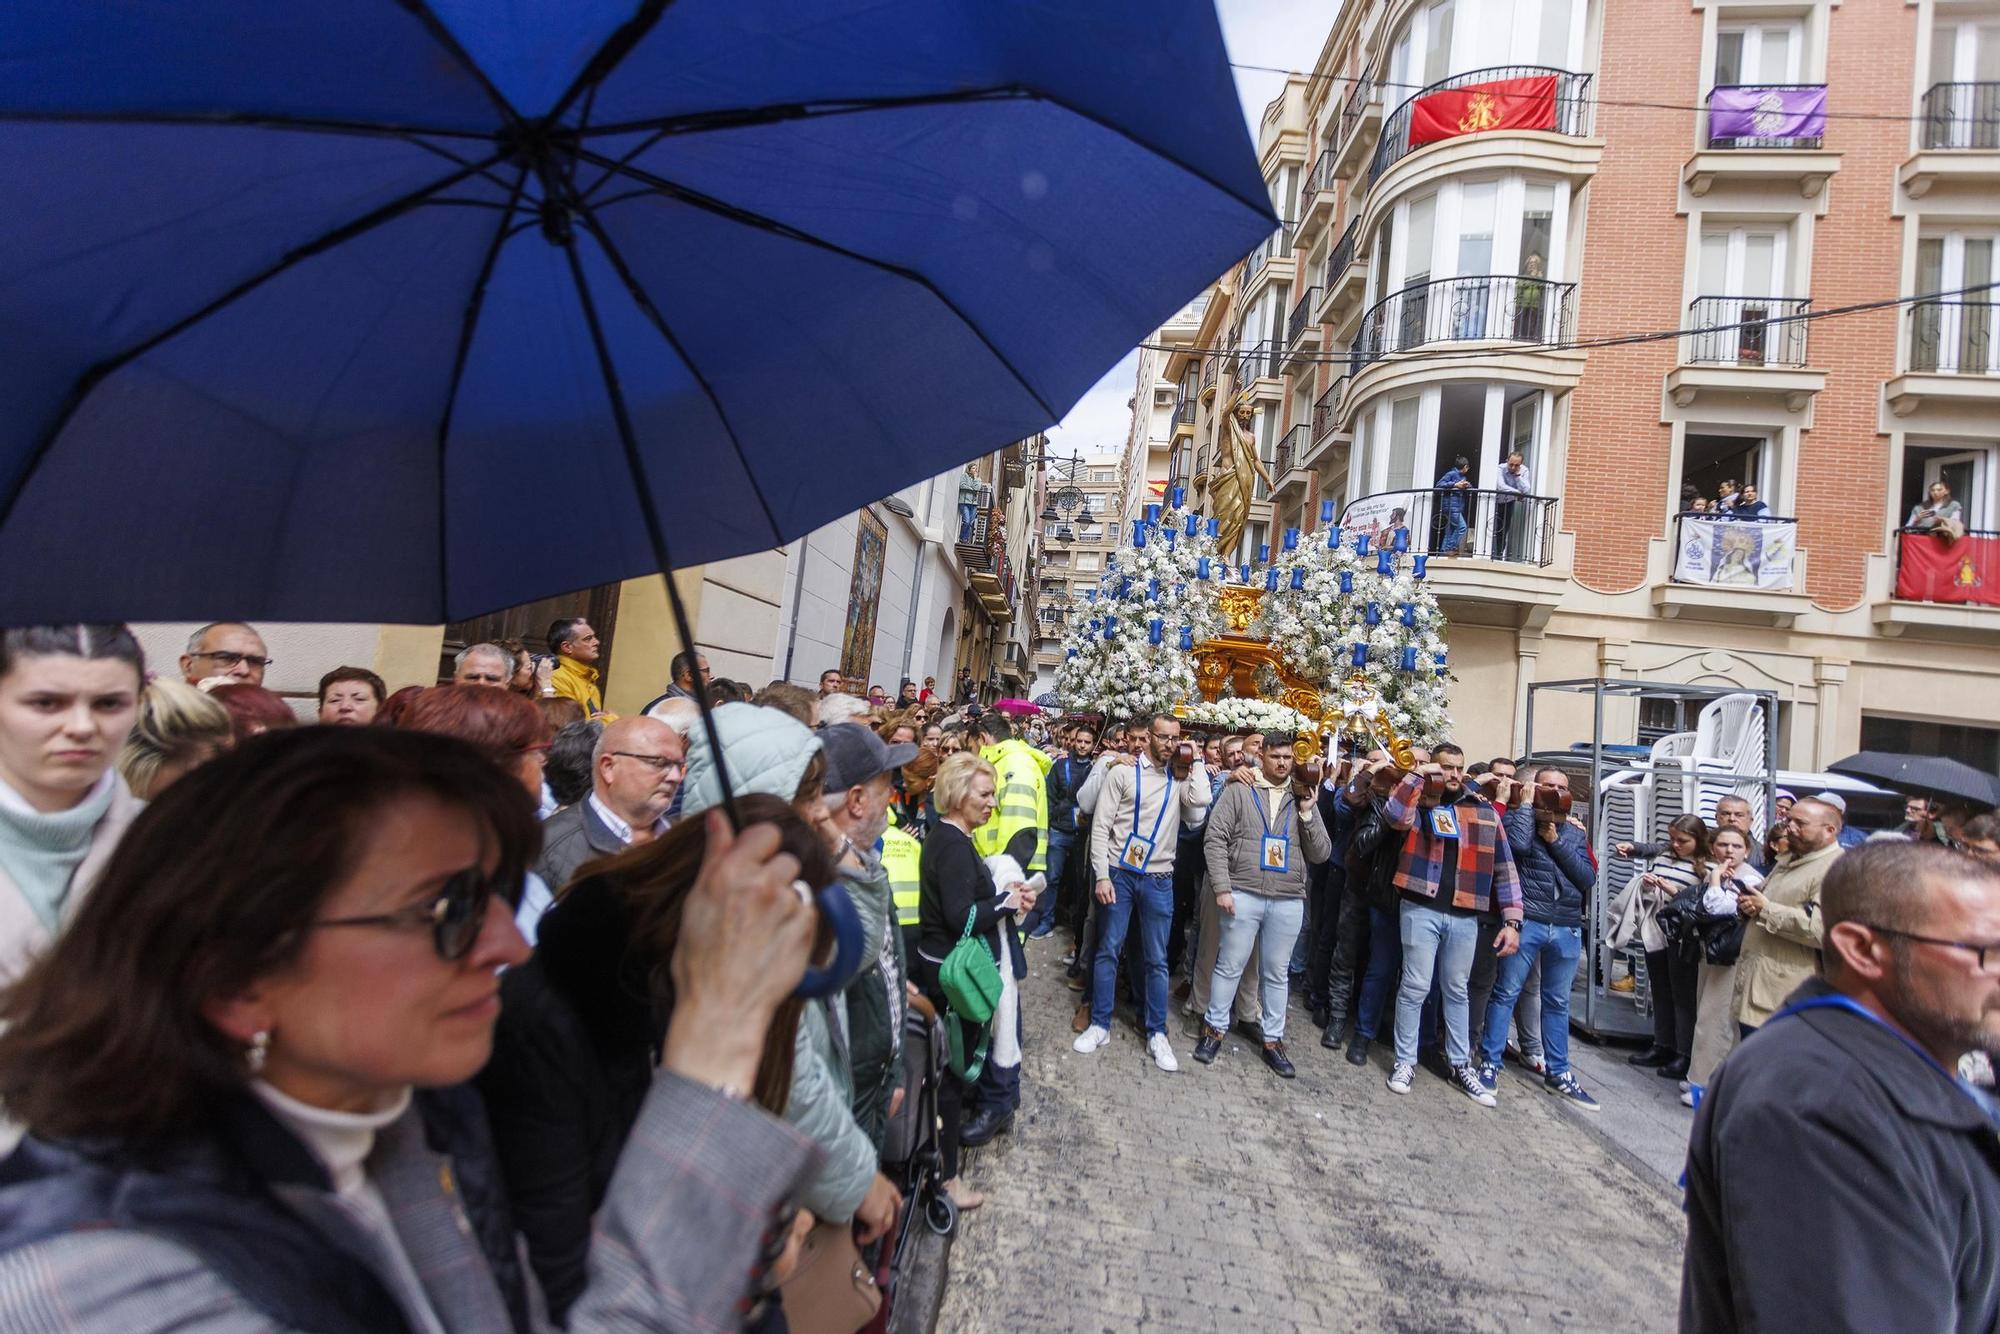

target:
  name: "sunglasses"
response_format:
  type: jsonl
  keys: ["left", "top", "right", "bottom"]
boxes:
{"left": 312, "top": 866, "right": 502, "bottom": 961}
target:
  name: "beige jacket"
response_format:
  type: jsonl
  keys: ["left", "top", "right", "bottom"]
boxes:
{"left": 1733, "top": 840, "right": 1840, "bottom": 1028}
{"left": 1088, "top": 754, "right": 1209, "bottom": 879}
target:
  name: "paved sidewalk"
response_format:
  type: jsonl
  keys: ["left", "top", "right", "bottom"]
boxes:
{"left": 938, "top": 941, "right": 1685, "bottom": 1332}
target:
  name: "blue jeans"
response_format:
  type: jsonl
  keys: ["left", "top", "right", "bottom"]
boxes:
{"left": 957, "top": 502, "right": 977, "bottom": 541}
{"left": 1092, "top": 867, "right": 1173, "bottom": 1036}
{"left": 1478, "top": 919, "right": 1580, "bottom": 1076}
{"left": 1022, "top": 829, "right": 1071, "bottom": 935}
{"left": 1441, "top": 508, "right": 1467, "bottom": 554}
{"left": 1204, "top": 892, "right": 1306, "bottom": 1041}
{"left": 1354, "top": 905, "right": 1401, "bottom": 1040}
{"left": 1394, "top": 900, "right": 1480, "bottom": 1068}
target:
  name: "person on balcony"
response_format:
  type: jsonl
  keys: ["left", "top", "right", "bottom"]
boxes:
{"left": 1733, "top": 484, "right": 1770, "bottom": 519}
{"left": 1905, "top": 480, "right": 1966, "bottom": 541}
{"left": 1435, "top": 456, "right": 1473, "bottom": 555}
{"left": 1512, "top": 254, "right": 1547, "bottom": 342}
{"left": 1494, "top": 452, "right": 1532, "bottom": 560}
{"left": 1714, "top": 479, "right": 1739, "bottom": 512}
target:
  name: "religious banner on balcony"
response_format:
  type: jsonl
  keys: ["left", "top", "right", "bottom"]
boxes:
{"left": 1895, "top": 530, "right": 2000, "bottom": 608}
{"left": 1409, "top": 75, "right": 1558, "bottom": 148}
{"left": 1708, "top": 85, "right": 1827, "bottom": 142}
{"left": 1339, "top": 493, "right": 1413, "bottom": 552}
{"left": 1673, "top": 516, "right": 1796, "bottom": 590}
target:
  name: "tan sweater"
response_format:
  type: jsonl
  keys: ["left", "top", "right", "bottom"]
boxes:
{"left": 1088, "top": 754, "right": 1209, "bottom": 879}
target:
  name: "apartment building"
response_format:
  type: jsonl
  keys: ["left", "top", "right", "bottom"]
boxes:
{"left": 1031, "top": 452, "right": 1125, "bottom": 696}
{"left": 1154, "top": 0, "right": 2000, "bottom": 768}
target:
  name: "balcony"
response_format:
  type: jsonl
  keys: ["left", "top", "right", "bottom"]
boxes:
{"left": 1271, "top": 424, "right": 1311, "bottom": 503}
{"left": 1200, "top": 354, "right": 1219, "bottom": 400}
{"left": 1241, "top": 226, "right": 1294, "bottom": 302}
{"left": 1304, "top": 375, "right": 1351, "bottom": 467}
{"left": 1285, "top": 285, "right": 1323, "bottom": 372}
{"left": 1342, "top": 486, "right": 1567, "bottom": 628}
{"left": 1225, "top": 339, "right": 1282, "bottom": 401}
{"left": 1669, "top": 296, "right": 1824, "bottom": 414}
{"left": 1888, "top": 301, "right": 2000, "bottom": 420}
{"left": 1333, "top": 78, "right": 1382, "bottom": 182}
{"left": 1903, "top": 82, "right": 2000, "bottom": 198}
{"left": 1353, "top": 274, "right": 1576, "bottom": 366}
{"left": 1877, "top": 528, "right": 2000, "bottom": 640}
{"left": 1654, "top": 513, "right": 1811, "bottom": 627}
{"left": 1370, "top": 67, "right": 1594, "bottom": 187}
{"left": 1684, "top": 84, "right": 1839, "bottom": 199}
{"left": 1318, "top": 217, "right": 1368, "bottom": 340}
{"left": 1294, "top": 149, "right": 1337, "bottom": 248}
{"left": 1171, "top": 393, "right": 1198, "bottom": 439}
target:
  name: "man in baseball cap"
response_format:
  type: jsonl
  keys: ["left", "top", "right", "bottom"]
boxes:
{"left": 818, "top": 723, "right": 920, "bottom": 1146}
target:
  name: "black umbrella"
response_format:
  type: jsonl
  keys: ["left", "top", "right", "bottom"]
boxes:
{"left": 1827, "top": 752, "right": 2000, "bottom": 809}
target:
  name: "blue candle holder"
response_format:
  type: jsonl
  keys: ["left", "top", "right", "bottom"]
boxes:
{"left": 1162, "top": 526, "right": 1177, "bottom": 548}
{"left": 1117, "top": 577, "right": 1131, "bottom": 597}
{"left": 1185, "top": 513, "right": 1201, "bottom": 537}
{"left": 1179, "top": 626, "right": 1195, "bottom": 651}
{"left": 1148, "top": 577, "right": 1160, "bottom": 599}
{"left": 1084, "top": 588, "right": 1096, "bottom": 602}
{"left": 1265, "top": 567, "right": 1278, "bottom": 591}
{"left": 1197, "top": 556, "right": 1211, "bottom": 580}
{"left": 1376, "top": 551, "right": 1393, "bottom": 575}
{"left": 1351, "top": 644, "right": 1368, "bottom": 668}
{"left": 1239, "top": 564, "right": 1251, "bottom": 583}
{"left": 1171, "top": 486, "right": 1186, "bottom": 508}
{"left": 1147, "top": 617, "right": 1163, "bottom": 645}
{"left": 1399, "top": 602, "right": 1416, "bottom": 626}
{"left": 1365, "top": 601, "right": 1381, "bottom": 625}
{"left": 1401, "top": 647, "right": 1418, "bottom": 672}
{"left": 1206, "top": 518, "right": 1220, "bottom": 538}
{"left": 1355, "top": 533, "right": 1372, "bottom": 556}
{"left": 1435, "top": 652, "right": 1448, "bottom": 669}
{"left": 1413, "top": 555, "right": 1429, "bottom": 580}
{"left": 1103, "top": 616, "right": 1118, "bottom": 639}
{"left": 1338, "top": 570, "right": 1354, "bottom": 594}
{"left": 1393, "top": 526, "right": 1410, "bottom": 553}
{"left": 1289, "top": 567, "right": 1305, "bottom": 590}
{"left": 1066, "top": 648, "right": 1077, "bottom": 659}
{"left": 1145, "top": 503, "right": 1161, "bottom": 525}
{"left": 1259, "top": 543, "right": 1270, "bottom": 562}
{"left": 1320, "top": 499, "right": 1337, "bottom": 524}
{"left": 1283, "top": 527, "right": 1299, "bottom": 552}
{"left": 1132, "top": 519, "right": 1146, "bottom": 547}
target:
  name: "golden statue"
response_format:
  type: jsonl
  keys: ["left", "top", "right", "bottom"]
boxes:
{"left": 1210, "top": 393, "right": 1274, "bottom": 557}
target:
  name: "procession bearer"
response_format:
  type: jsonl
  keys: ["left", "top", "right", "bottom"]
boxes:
{"left": 1194, "top": 731, "right": 1331, "bottom": 1078}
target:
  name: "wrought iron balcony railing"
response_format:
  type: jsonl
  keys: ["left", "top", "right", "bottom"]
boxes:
{"left": 1343, "top": 486, "right": 1558, "bottom": 566}
{"left": 1909, "top": 300, "right": 1997, "bottom": 376}
{"left": 1683, "top": 295, "right": 1810, "bottom": 368}
{"left": 1922, "top": 81, "right": 2000, "bottom": 151}
{"left": 1312, "top": 375, "right": 1349, "bottom": 443}
{"left": 1353, "top": 274, "right": 1576, "bottom": 365}
{"left": 1371, "top": 66, "right": 1594, "bottom": 184}
{"left": 1288, "top": 287, "right": 1322, "bottom": 346}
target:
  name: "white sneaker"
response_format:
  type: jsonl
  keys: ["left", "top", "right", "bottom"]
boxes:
{"left": 1387, "top": 1062, "right": 1415, "bottom": 1094}
{"left": 1073, "top": 1025, "right": 1110, "bottom": 1054}
{"left": 1147, "top": 1032, "right": 1180, "bottom": 1072}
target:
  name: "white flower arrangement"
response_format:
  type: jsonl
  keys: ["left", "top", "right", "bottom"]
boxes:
{"left": 1183, "top": 697, "right": 1317, "bottom": 736}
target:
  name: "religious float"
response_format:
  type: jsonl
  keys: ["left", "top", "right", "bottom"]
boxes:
{"left": 1053, "top": 494, "right": 1448, "bottom": 765}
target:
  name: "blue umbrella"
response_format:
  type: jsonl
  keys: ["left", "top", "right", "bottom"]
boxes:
{"left": 0, "top": 1, "right": 1272, "bottom": 626}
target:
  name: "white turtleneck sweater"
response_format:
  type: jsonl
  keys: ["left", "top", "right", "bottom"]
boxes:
{"left": 252, "top": 1081, "right": 447, "bottom": 1334}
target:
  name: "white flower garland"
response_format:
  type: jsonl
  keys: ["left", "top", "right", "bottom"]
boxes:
{"left": 1182, "top": 697, "right": 1317, "bottom": 735}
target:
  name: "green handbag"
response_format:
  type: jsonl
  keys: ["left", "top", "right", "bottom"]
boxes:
{"left": 938, "top": 905, "right": 1001, "bottom": 1081}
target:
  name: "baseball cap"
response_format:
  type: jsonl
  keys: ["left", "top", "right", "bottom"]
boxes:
{"left": 821, "top": 723, "right": 919, "bottom": 793}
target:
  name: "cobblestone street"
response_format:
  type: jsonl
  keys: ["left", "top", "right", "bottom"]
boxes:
{"left": 938, "top": 939, "right": 1686, "bottom": 1332}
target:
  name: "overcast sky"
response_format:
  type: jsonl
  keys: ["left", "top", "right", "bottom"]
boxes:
{"left": 1042, "top": 0, "right": 1336, "bottom": 463}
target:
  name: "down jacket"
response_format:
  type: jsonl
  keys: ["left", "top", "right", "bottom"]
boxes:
{"left": 787, "top": 996, "right": 877, "bottom": 1224}
{"left": 1501, "top": 807, "right": 1594, "bottom": 927}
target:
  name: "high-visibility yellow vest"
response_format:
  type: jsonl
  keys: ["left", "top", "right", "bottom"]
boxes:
{"left": 881, "top": 825, "right": 924, "bottom": 927}
{"left": 974, "top": 738, "right": 1048, "bottom": 874}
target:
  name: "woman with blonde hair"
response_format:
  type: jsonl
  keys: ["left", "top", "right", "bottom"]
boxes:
{"left": 117, "top": 679, "right": 232, "bottom": 800}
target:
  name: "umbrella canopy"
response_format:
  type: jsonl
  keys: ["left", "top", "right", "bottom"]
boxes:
{"left": 1827, "top": 752, "right": 2000, "bottom": 810}
{"left": 1031, "top": 691, "right": 1063, "bottom": 708}
{"left": 0, "top": 2, "right": 1273, "bottom": 624}
{"left": 991, "top": 697, "right": 1040, "bottom": 717}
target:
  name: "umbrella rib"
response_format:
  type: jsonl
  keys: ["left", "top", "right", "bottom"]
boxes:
{"left": 0, "top": 151, "right": 506, "bottom": 533}
{"left": 393, "top": 0, "right": 524, "bottom": 127}
{"left": 542, "top": 0, "right": 677, "bottom": 131}
{"left": 576, "top": 87, "right": 1030, "bottom": 141}
{"left": 558, "top": 233, "right": 745, "bottom": 831}
{"left": 1031, "top": 89, "right": 1277, "bottom": 228}
{"left": 0, "top": 109, "right": 494, "bottom": 140}
{"left": 570, "top": 207, "right": 783, "bottom": 544}
{"left": 435, "top": 165, "right": 531, "bottom": 619}
{"left": 574, "top": 148, "right": 1060, "bottom": 425}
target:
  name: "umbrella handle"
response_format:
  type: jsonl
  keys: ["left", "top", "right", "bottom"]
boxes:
{"left": 793, "top": 879, "right": 865, "bottom": 1000}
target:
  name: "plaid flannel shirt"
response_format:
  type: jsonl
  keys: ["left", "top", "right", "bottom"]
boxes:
{"left": 1384, "top": 772, "right": 1523, "bottom": 921}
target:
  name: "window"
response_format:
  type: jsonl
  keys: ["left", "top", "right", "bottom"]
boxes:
{"left": 1862, "top": 715, "right": 2000, "bottom": 772}
{"left": 1694, "top": 224, "right": 1793, "bottom": 365}
{"left": 1715, "top": 22, "right": 1801, "bottom": 86}
{"left": 1387, "top": 395, "right": 1421, "bottom": 491}
{"left": 1902, "top": 441, "right": 1998, "bottom": 531}
{"left": 1927, "top": 18, "right": 2000, "bottom": 148}
{"left": 1091, "top": 468, "right": 1117, "bottom": 484}
{"left": 1913, "top": 232, "right": 1998, "bottom": 375}
{"left": 1681, "top": 431, "right": 1772, "bottom": 511}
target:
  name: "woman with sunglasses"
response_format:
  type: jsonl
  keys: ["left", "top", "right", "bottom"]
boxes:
{"left": 0, "top": 726, "right": 823, "bottom": 1331}
{"left": 0, "top": 626, "right": 145, "bottom": 1090}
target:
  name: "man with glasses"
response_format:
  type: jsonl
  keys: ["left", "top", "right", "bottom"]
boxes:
{"left": 178, "top": 621, "right": 272, "bottom": 687}
{"left": 1683, "top": 841, "right": 2000, "bottom": 1332}
{"left": 1734, "top": 795, "right": 1844, "bottom": 1036}
{"left": 533, "top": 716, "right": 685, "bottom": 893}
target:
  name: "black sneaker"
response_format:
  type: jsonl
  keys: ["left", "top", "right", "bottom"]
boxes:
{"left": 1192, "top": 1025, "right": 1223, "bottom": 1065}
{"left": 1320, "top": 1020, "right": 1344, "bottom": 1051}
{"left": 1344, "top": 1034, "right": 1370, "bottom": 1066}
{"left": 1261, "top": 1041, "right": 1297, "bottom": 1079}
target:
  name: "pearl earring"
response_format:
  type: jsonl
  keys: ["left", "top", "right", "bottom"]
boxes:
{"left": 247, "top": 1030, "right": 271, "bottom": 1074}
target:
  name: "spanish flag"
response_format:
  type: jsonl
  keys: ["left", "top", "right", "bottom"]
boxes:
{"left": 1409, "top": 75, "right": 1559, "bottom": 148}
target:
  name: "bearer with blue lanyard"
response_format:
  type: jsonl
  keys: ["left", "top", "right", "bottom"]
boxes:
{"left": 1681, "top": 840, "right": 2000, "bottom": 1333}
{"left": 1076, "top": 714, "right": 1208, "bottom": 1071}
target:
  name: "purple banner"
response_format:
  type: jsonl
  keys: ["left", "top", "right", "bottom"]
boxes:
{"left": 1708, "top": 85, "right": 1826, "bottom": 142}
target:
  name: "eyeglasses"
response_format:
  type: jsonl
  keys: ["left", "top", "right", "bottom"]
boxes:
{"left": 1861, "top": 924, "right": 2000, "bottom": 974}
{"left": 190, "top": 650, "right": 274, "bottom": 670}
{"left": 313, "top": 866, "right": 500, "bottom": 961}
{"left": 612, "top": 751, "right": 685, "bottom": 774}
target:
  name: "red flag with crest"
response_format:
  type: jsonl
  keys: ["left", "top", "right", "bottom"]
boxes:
{"left": 1409, "top": 76, "right": 1559, "bottom": 148}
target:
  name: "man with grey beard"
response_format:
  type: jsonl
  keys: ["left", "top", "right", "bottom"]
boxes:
{"left": 1682, "top": 841, "right": 2000, "bottom": 1331}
